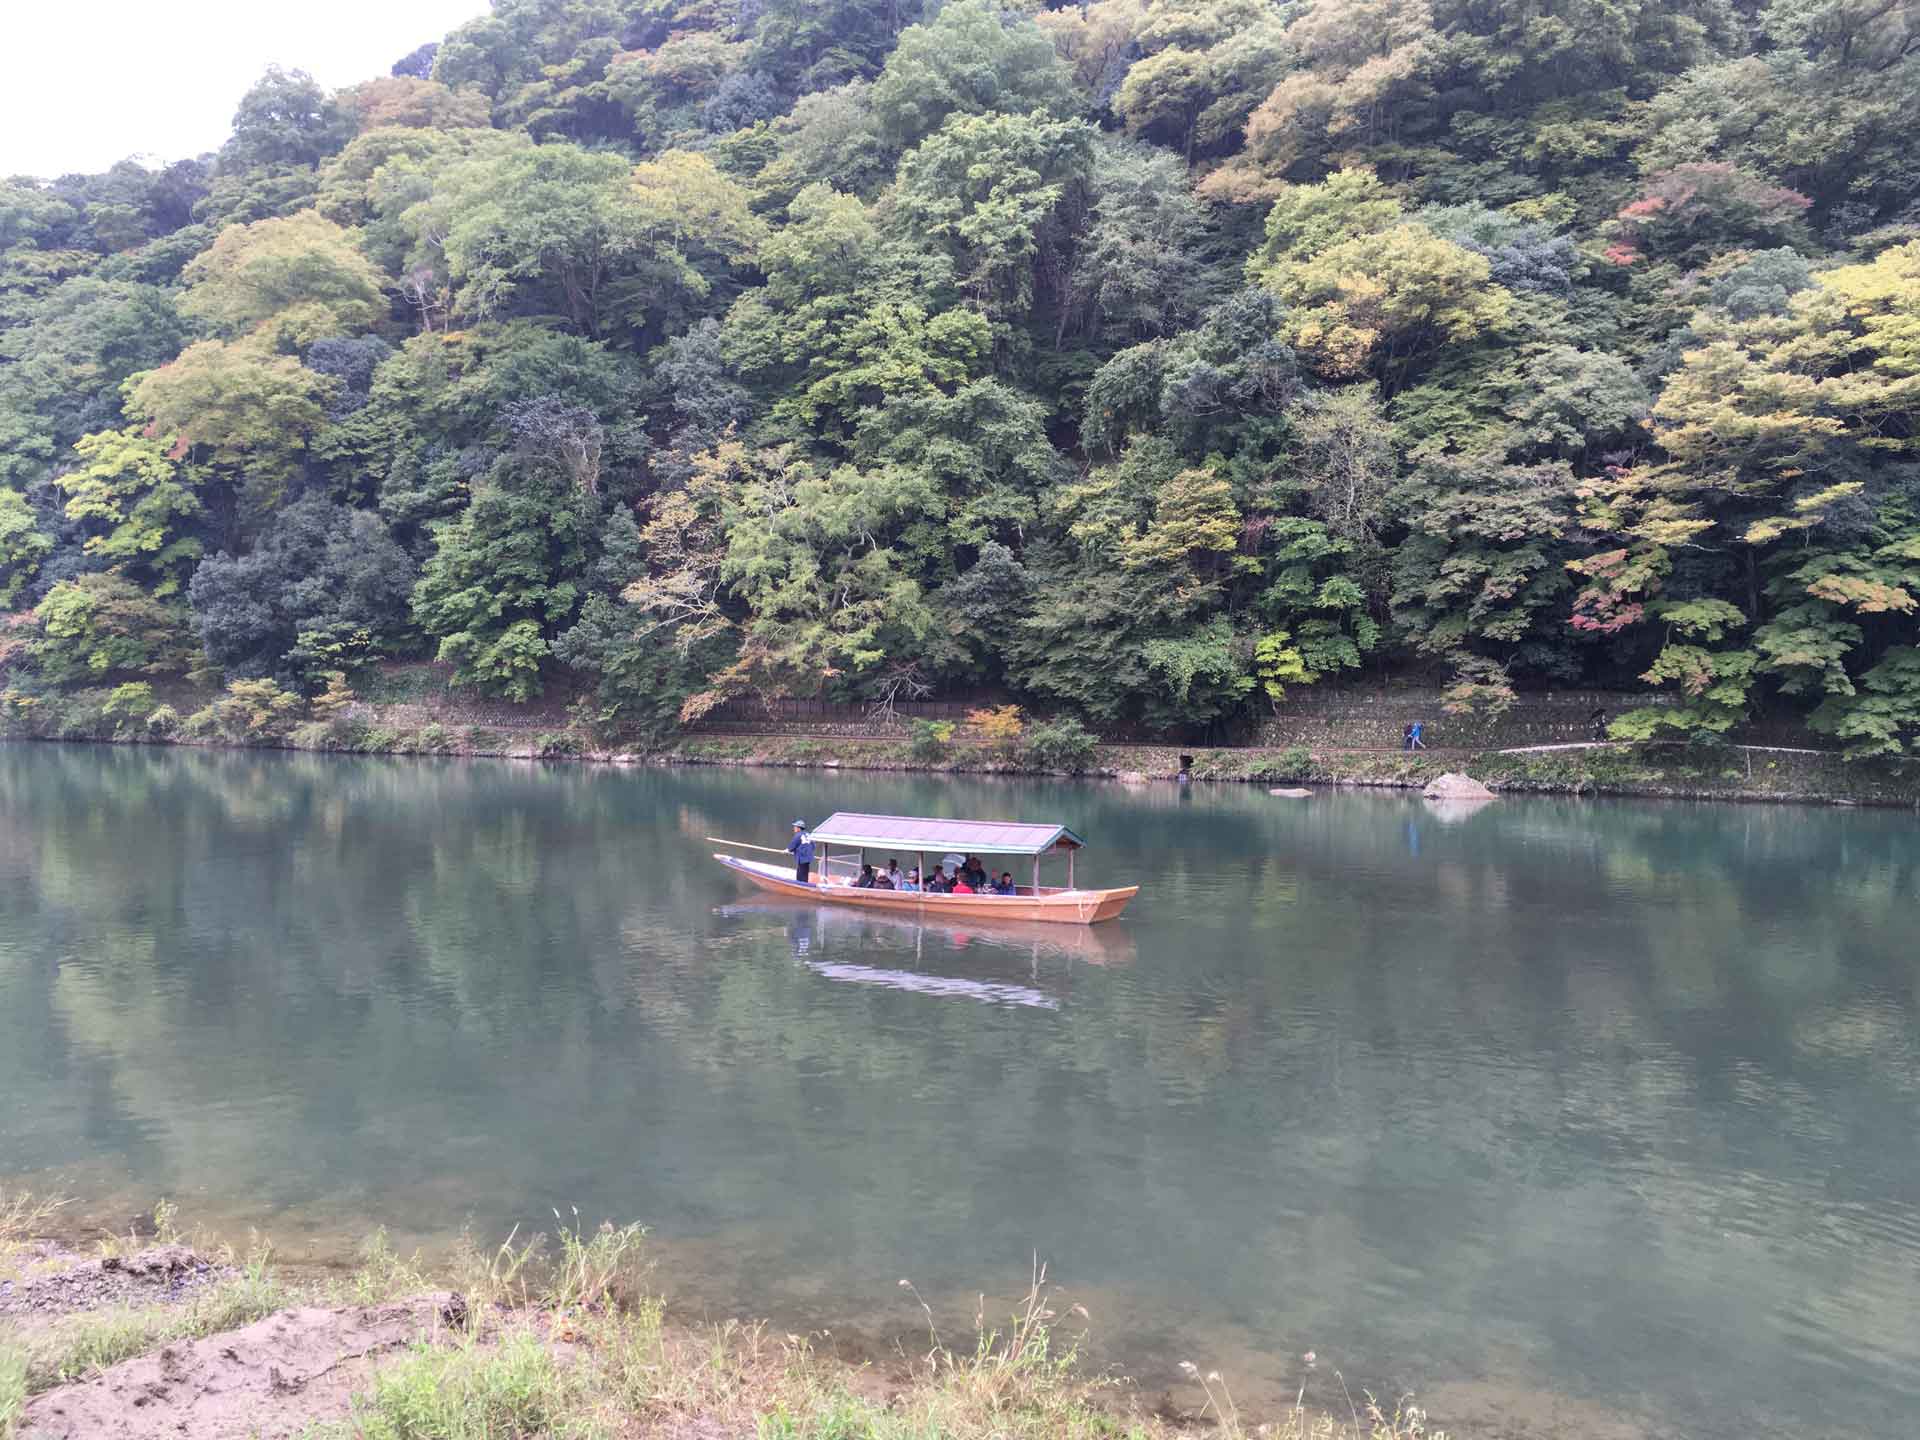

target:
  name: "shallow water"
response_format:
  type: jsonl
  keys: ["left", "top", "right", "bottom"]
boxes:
{"left": 2, "top": 743, "right": 1916, "bottom": 1437}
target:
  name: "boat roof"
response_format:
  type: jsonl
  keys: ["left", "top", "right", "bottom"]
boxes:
{"left": 807, "top": 812, "right": 1086, "bottom": 855}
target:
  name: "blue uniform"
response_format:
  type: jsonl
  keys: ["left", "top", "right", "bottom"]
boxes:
{"left": 787, "top": 828, "right": 815, "bottom": 883}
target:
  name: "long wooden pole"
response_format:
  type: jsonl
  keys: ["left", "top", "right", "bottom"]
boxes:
{"left": 704, "top": 837, "right": 791, "bottom": 856}
{"left": 707, "top": 836, "right": 853, "bottom": 873}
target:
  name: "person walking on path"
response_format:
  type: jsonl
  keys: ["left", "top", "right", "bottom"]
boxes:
{"left": 1403, "top": 722, "right": 1415, "bottom": 752}
{"left": 787, "top": 820, "right": 815, "bottom": 885}
{"left": 1409, "top": 720, "right": 1426, "bottom": 750}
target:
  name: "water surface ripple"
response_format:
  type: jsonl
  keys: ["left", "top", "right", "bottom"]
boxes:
{"left": 2, "top": 744, "right": 1916, "bottom": 1439}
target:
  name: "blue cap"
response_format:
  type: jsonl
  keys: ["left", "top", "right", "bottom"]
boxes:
{"left": 792, "top": 819, "right": 806, "bottom": 827}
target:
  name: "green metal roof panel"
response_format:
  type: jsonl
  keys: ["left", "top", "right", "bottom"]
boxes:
{"left": 807, "top": 812, "right": 1086, "bottom": 856}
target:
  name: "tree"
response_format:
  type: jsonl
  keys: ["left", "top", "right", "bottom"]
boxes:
{"left": 1288, "top": 384, "right": 1397, "bottom": 550}
{"left": 891, "top": 110, "right": 1097, "bottom": 318}
{"left": 870, "top": 0, "right": 1081, "bottom": 150}
{"left": 221, "top": 67, "right": 356, "bottom": 172}
{"left": 392, "top": 42, "right": 440, "bottom": 80}
{"left": 722, "top": 183, "right": 984, "bottom": 439}
{"left": 0, "top": 277, "right": 186, "bottom": 477}
{"left": 189, "top": 497, "right": 416, "bottom": 685}
{"left": 555, "top": 504, "right": 732, "bottom": 736}
{"left": 1084, "top": 286, "right": 1301, "bottom": 458}
{"left": 607, "top": 32, "right": 750, "bottom": 146}
{"left": 1575, "top": 240, "right": 1920, "bottom": 742}
{"left": 857, "top": 378, "right": 1063, "bottom": 549}
{"left": 708, "top": 445, "right": 940, "bottom": 703}
{"left": 0, "top": 488, "right": 51, "bottom": 605}
{"left": 410, "top": 449, "right": 593, "bottom": 699}
{"left": 56, "top": 428, "right": 203, "bottom": 596}
{"left": 753, "top": 80, "right": 890, "bottom": 205}
{"left": 31, "top": 574, "right": 193, "bottom": 683}
{"left": 1248, "top": 170, "right": 1512, "bottom": 385}
{"left": 1390, "top": 453, "right": 1579, "bottom": 673}
{"left": 1115, "top": 48, "right": 1214, "bottom": 158}
{"left": 126, "top": 341, "right": 334, "bottom": 534}
{"left": 1065, "top": 141, "right": 1216, "bottom": 345}
{"left": 1604, "top": 163, "right": 1813, "bottom": 268}
{"left": 746, "top": 0, "right": 920, "bottom": 92}
{"left": 1232, "top": 0, "right": 1436, "bottom": 188}
{"left": 338, "top": 76, "right": 491, "bottom": 132}
{"left": 406, "top": 141, "right": 761, "bottom": 341}
{"left": 178, "top": 211, "right": 388, "bottom": 349}
{"left": 412, "top": 141, "right": 636, "bottom": 336}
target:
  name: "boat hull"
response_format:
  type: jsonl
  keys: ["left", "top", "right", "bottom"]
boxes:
{"left": 714, "top": 855, "right": 1136, "bottom": 925}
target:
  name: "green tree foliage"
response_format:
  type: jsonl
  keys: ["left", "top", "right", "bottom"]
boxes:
{"left": 410, "top": 428, "right": 595, "bottom": 699}
{"left": 1065, "top": 141, "right": 1217, "bottom": 346}
{"left": 189, "top": 497, "right": 416, "bottom": 685}
{"left": 2, "top": 0, "right": 1919, "bottom": 746}
{"left": 891, "top": 110, "right": 1097, "bottom": 319}
{"left": 869, "top": 0, "right": 1080, "bottom": 151}
{"left": 338, "top": 75, "right": 493, "bottom": 133}
{"left": 31, "top": 574, "right": 193, "bottom": 683}
{"left": 56, "top": 429, "right": 203, "bottom": 596}
{"left": 178, "top": 211, "right": 388, "bottom": 348}
{"left": 0, "top": 488, "right": 51, "bottom": 604}
{"left": 401, "top": 140, "right": 761, "bottom": 341}
{"left": 126, "top": 341, "right": 334, "bottom": 532}
{"left": 1248, "top": 169, "right": 1512, "bottom": 385}
{"left": 221, "top": 66, "right": 357, "bottom": 172}
{"left": 0, "top": 278, "right": 187, "bottom": 478}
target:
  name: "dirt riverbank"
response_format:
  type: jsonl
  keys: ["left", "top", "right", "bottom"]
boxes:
{"left": 2, "top": 1199, "right": 1465, "bottom": 1440}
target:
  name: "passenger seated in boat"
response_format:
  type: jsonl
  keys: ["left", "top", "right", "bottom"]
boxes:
{"left": 854, "top": 864, "right": 878, "bottom": 888}
{"left": 951, "top": 873, "right": 977, "bottom": 894}
{"left": 925, "top": 866, "right": 950, "bottom": 893}
{"left": 898, "top": 869, "right": 921, "bottom": 892}
{"left": 886, "top": 859, "right": 902, "bottom": 885}
{"left": 992, "top": 872, "right": 1016, "bottom": 895}
{"left": 962, "top": 856, "right": 988, "bottom": 889}
{"left": 873, "top": 869, "right": 894, "bottom": 889}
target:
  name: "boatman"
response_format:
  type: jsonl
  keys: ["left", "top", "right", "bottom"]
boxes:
{"left": 787, "top": 820, "right": 815, "bottom": 885}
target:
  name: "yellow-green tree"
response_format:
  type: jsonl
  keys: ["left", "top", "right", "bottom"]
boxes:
{"left": 56, "top": 428, "right": 203, "bottom": 596}
{"left": 179, "top": 211, "right": 388, "bottom": 350}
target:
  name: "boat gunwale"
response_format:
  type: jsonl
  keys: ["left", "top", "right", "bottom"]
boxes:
{"left": 713, "top": 854, "right": 1136, "bottom": 924}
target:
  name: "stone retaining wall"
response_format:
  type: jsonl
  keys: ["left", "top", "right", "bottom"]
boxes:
{"left": 689, "top": 686, "right": 1830, "bottom": 753}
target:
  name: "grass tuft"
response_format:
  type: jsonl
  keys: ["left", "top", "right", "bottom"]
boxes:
{"left": 344, "top": 1229, "right": 433, "bottom": 1307}
{"left": 545, "top": 1212, "right": 649, "bottom": 1315}
{"left": 345, "top": 1329, "right": 573, "bottom": 1440}
{"left": 0, "top": 1191, "right": 68, "bottom": 1252}
{"left": 0, "top": 1335, "right": 25, "bottom": 1440}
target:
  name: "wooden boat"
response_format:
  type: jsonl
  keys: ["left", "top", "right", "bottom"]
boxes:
{"left": 712, "top": 811, "right": 1138, "bottom": 926}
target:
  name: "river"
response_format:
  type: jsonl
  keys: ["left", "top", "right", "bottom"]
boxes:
{"left": 1, "top": 743, "right": 1916, "bottom": 1437}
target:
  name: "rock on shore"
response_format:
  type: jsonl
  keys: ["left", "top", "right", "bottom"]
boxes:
{"left": 1423, "top": 772, "right": 1497, "bottom": 801}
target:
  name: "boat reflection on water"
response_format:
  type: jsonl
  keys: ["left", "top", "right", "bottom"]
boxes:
{"left": 714, "top": 898, "right": 1135, "bottom": 1009}
{"left": 801, "top": 959, "right": 1061, "bottom": 1010}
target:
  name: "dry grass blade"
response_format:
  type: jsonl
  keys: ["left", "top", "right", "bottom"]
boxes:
{"left": 0, "top": 1191, "right": 69, "bottom": 1253}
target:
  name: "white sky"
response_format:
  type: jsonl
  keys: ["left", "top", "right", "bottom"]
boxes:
{"left": 1, "top": 0, "right": 490, "bottom": 179}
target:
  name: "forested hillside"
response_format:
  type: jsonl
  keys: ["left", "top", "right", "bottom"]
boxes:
{"left": 4, "top": 0, "right": 1919, "bottom": 751}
